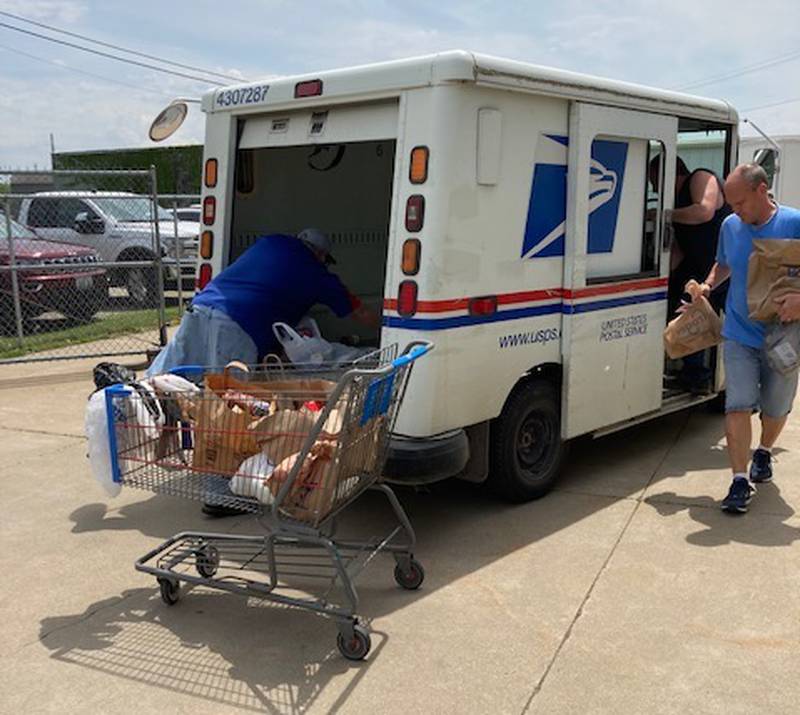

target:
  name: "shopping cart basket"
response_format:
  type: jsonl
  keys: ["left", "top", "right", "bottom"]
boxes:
{"left": 103, "top": 341, "right": 432, "bottom": 660}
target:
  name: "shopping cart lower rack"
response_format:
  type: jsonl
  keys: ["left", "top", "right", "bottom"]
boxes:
{"left": 104, "top": 341, "right": 432, "bottom": 660}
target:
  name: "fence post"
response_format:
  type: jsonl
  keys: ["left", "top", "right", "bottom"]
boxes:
{"left": 171, "top": 197, "right": 184, "bottom": 312}
{"left": 149, "top": 165, "right": 168, "bottom": 347}
{"left": 4, "top": 194, "right": 25, "bottom": 347}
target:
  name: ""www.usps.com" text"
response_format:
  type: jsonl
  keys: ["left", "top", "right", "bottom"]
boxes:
{"left": 499, "top": 327, "right": 560, "bottom": 349}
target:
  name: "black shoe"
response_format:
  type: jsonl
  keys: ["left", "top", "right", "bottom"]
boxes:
{"left": 749, "top": 448, "right": 773, "bottom": 483}
{"left": 202, "top": 502, "right": 248, "bottom": 518}
{"left": 721, "top": 477, "right": 756, "bottom": 513}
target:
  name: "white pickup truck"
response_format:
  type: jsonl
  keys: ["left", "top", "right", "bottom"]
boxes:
{"left": 18, "top": 191, "right": 198, "bottom": 306}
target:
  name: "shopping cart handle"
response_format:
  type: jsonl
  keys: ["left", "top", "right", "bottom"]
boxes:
{"left": 391, "top": 342, "right": 432, "bottom": 369}
{"left": 169, "top": 365, "right": 205, "bottom": 378}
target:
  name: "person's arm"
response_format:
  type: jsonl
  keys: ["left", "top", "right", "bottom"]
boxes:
{"left": 670, "top": 170, "right": 722, "bottom": 225}
{"left": 350, "top": 303, "right": 381, "bottom": 328}
{"left": 316, "top": 272, "right": 380, "bottom": 326}
{"left": 693, "top": 262, "right": 731, "bottom": 299}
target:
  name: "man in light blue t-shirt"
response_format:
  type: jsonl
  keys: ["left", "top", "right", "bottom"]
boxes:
{"left": 693, "top": 163, "right": 800, "bottom": 513}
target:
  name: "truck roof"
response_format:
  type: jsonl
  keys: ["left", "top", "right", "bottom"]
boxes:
{"left": 202, "top": 50, "right": 737, "bottom": 124}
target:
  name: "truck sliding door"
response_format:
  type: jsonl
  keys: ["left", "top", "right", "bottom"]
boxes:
{"left": 560, "top": 103, "right": 677, "bottom": 438}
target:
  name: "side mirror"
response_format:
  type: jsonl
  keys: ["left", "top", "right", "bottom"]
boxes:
{"left": 74, "top": 211, "right": 105, "bottom": 234}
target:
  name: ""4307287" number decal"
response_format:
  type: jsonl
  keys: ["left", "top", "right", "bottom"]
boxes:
{"left": 216, "top": 85, "right": 269, "bottom": 107}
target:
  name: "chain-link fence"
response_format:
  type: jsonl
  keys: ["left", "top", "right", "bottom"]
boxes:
{"left": 0, "top": 168, "right": 199, "bottom": 364}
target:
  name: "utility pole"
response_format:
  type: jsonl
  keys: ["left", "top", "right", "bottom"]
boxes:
{"left": 49, "top": 133, "right": 55, "bottom": 169}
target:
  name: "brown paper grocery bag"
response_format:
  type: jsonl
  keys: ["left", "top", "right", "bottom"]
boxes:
{"left": 663, "top": 296, "right": 722, "bottom": 359}
{"left": 747, "top": 238, "right": 800, "bottom": 322}
{"left": 192, "top": 392, "right": 268, "bottom": 475}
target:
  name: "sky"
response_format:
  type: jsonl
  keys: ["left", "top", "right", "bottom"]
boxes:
{"left": 1, "top": 0, "right": 800, "bottom": 168}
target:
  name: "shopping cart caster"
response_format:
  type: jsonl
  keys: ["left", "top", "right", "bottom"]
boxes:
{"left": 195, "top": 545, "right": 220, "bottom": 578}
{"left": 337, "top": 623, "right": 371, "bottom": 661}
{"left": 393, "top": 557, "right": 425, "bottom": 590}
{"left": 157, "top": 577, "right": 181, "bottom": 605}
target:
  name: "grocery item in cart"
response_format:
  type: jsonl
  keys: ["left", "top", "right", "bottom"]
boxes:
{"left": 230, "top": 452, "right": 276, "bottom": 504}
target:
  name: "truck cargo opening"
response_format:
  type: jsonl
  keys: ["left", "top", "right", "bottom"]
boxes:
{"left": 230, "top": 118, "right": 396, "bottom": 347}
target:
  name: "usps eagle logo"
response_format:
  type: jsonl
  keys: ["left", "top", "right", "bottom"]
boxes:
{"left": 521, "top": 134, "right": 628, "bottom": 259}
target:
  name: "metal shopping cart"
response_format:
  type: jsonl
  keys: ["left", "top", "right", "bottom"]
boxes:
{"left": 103, "top": 341, "right": 432, "bottom": 660}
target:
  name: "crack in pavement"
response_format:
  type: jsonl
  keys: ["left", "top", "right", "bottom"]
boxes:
{"left": 0, "top": 424, "right": 85, "bottom": 440}
{"left": 521, "top": 412, "right": 692, "bottom": 714}
{"left": 22, "top": 511, "right": 258, "bottom": 656}
{"left": 18, "top": 590, "right": 142, "bottom": 655}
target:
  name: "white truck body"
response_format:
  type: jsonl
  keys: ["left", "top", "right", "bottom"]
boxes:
{"left": 195, "top": 51, "right": 738, "bottom": 493}
{"left": 739, "top": 135, "right": 800, "bottom": 208}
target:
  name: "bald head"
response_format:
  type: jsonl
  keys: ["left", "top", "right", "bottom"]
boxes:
{"left": 727, "top": 163, "right": 769, "bottom": 191}
{"left": 724, "top": 163, "right": 774, "bottom": 225}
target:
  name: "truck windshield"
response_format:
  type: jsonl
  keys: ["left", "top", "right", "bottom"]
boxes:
{"left": 0, "top": 214, "right": 34, "bottom": 239}
{"left": 92, "top": 197, "right": 172, "bottom": 222}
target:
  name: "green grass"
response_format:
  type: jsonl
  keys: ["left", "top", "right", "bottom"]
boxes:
{"left": 0, "top": 307, "right": 180, "bottom": 360}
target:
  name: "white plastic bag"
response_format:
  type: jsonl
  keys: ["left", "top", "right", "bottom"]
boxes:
{"left": 147, "top": 373, "right": 200, "bottom": 395}
{"left": 84, "top": 389, "right": 122, "bottom": 497}
{"left": 230, "top": 452, "right": 276, "bottom": 505}
{"left": 273, "top": 322, "right": 333, "bottom": 364}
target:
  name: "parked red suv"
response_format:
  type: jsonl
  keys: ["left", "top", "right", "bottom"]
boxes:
{"left": 1, "top": 214, "right": 107, "bottom": 326}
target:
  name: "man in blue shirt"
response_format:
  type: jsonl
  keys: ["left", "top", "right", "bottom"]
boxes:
{"left": 147, "top": 229, "right": 377, "bottom": 517}
{"left": 148, "top": 228, "right": 376, "bottom": 376}
{"left": 693, "top": 164, "right": 800, "bottom": 513}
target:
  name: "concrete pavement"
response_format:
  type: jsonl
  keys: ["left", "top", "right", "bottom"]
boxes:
{"left": 1, "top": 359, "right": 799, "bottom": 714}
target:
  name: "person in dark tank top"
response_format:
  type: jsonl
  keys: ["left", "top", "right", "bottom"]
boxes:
{"left": 650, "top": 156, "right": 731, "bottom": 393}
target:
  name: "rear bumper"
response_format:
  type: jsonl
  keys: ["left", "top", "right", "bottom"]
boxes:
{"left": 383, "top": 430, "right": 470, "bottom": 486}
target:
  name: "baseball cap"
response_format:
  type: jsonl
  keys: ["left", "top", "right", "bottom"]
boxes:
{"left": 297, "top": 228, "right": 336, "bottom": 265}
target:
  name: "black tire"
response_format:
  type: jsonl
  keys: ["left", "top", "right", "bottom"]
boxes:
{"left": 394, "top": 558, "right": 425, "bottom": 590}
{"left": 195, "top": 545, "right": 219, "bottom": 578}
{"left": 69, "top": 288, "right": 106, "bottom": 324}
{"left": 488, "top": 378, "right": 565, "bottom": 502}
{"left": 337, "top": 624, "right": 371, "bottom": 661}
{"left": 157, "top": 577, "right": 180, "bottom": 605}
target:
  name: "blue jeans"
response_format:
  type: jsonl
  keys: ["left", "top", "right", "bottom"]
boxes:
{"left": 723, "top": 339, "right": 799, "bottom": 417}
{"left": 146, "top": 304, "right": 258, "bottom": 376}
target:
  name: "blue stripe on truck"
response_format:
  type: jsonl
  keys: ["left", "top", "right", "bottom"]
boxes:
{"left": 383, "top": 291, "right": 667, "bottom": 330}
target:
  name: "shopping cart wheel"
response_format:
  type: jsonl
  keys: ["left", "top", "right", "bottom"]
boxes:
{"left": 337, "top": 624, "right": 371, "bottom": 661}
{"left": 394, "top": 558, "right": 425, "bottom": 590}
{"left": 195, "top": 545, "right": 220, "bottom": 578}
{"left": 157, "top": 577, "right": 181, "bottom": 605}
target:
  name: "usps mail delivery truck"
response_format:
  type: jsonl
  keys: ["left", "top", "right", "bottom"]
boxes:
{"left": 187, "top": 50, "right": 738, "bottom": 500}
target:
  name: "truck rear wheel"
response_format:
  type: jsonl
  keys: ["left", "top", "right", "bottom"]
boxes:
{"left": 488, "top": 379, "right": 565, "bottom": 502}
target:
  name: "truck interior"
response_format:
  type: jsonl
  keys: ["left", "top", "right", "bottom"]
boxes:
{"left": 662, "top": 118, "right": 734, "bottom": 403}
{"left": 230, "top": 137, "right": 396, "bottom": 348}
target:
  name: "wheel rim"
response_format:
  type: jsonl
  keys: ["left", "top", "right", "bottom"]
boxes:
{"left": 127, "top": 269, "right": 148, "bottom": 303}
{"left": 515, "top": 409, "right": 555, "bottom": 477}
{"left": 339, "top": 630, "right": 369, "bottom": 659}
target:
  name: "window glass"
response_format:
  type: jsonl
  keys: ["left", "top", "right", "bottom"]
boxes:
{"left": 754, "top": 148, "right": 776, "bottom": 188}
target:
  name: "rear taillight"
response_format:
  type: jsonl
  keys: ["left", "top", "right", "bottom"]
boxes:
{"left": 409, "top": 146, "right": 429, "bottom": 184}
{"left": 405, "top": 195, "right": 425, "bottom": 232}
{"left": 402, "top": 239, "right": 420, "bottom": 276}
{"left": 397, "top": 280, "right": 418, "bottom": 317}
{"left": 294, "top": 79, "right": 323, "bottom": 98}
{"left": 204, "top": 158, "right": 218, "bottom": 188}
{"left": 197, "top": 263, "right": 213, "bottom": 289}
{"left": 200, "top": 231, "right": 214, "bottom": 260}
{"left": 202, "top": 197, "right": 216, "bottom": 225}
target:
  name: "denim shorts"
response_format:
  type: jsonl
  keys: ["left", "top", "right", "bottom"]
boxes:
{"left": 146, "top": 304, "right": 258, "bottom": 377}
{"left": 723, "top": 339, "right": 799, "bottom": 417}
